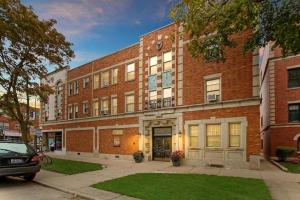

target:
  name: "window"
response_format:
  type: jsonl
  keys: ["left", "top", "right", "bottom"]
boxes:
{"left": 113, "top": 136, "right": 121, "bottom": 147}
{"left": 149, "top": 56, "right": 157, "bottom": 75}
{"left": 101, "top": 71, "right": 109, "bottom": 87}
{"left": 83, "top": 77, "right": 89, "bottom": 88}
{"left": 288, "top": 104, "right": 300, "bottom": 122}
{"left": 0, "top": 122, "right": 9, "bottom": 130}
{"left": 111, "top": 97, "right": 118, "bottom": 115}
{"left": 15, "top": 123, "right": 20, "bottom": 129}
{"left": 112, "top": 68, "right": 118, "bottom": 84}
{"left": 149, "top": 91, "right": 157, "bottom": 109}
{"left": 206, "top": 78, "right": 220, "bottom": 102}
{"left": 126, "top": 63, "right": 135, "bottom": 81}
{"left": 101, "top": 98, "right": 109, "bottom": 115}
{"left": 189, "top": 125, "right": 199, "bottom": 148}
{"left": 298, "top": 138, "right": 300, "bottom": 152}
{"left": 68, "top": 83, "right": 73, "bottom": 95}
{"left": 125, "top": 94, "right": 134, "bottom": 112}
{"left": 74, "top": 105, "right": 78, "bottom": 118}
{"left": 229, "top": 123, "right": 241, "bottom": 147}
{"left": 68, "top": 105, "right": 73, "bottom": 119}
{"left": 163, "top": 88, "right": 172, "bottom": 107}
{"left": 94, "top": 74, "right": 100, "bottom": 89}
{"left": 83, "top": 102, "right": 89, "bottom": 114}
{"left": 74, "top": 81, "right": 79, "bottom": 94}
{"left": 163, "top": 51, "right": 172, "bottom": 71}
{"left": 206, "top": 124, "right": 221, "bottom": 147}
{"left": 288, "top": 68, "right": 300, "bottom": 88}
{"left": 93, "top": 100, "right": 99, "bottom": 116}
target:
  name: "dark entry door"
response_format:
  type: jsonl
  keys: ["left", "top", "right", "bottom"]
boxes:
{"left": 152, "top": 127, "right": 172, "bottom": 161}
{"left": 55, "top": 132, "right": 62, "bottom": 151}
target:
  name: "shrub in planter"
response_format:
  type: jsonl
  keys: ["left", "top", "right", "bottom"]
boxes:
{"left": 133, "top": 151, "right": 144, "bottom": 163}
{"left": 171, "top": 151, "right": 183, "bottom": 166}
{"left": 276, "top": 146, "right": 296, "bottom": 162}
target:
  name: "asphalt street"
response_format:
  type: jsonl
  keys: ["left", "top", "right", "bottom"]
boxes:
{"left": 0, "top": 176, "right": 83, "bottom": 200}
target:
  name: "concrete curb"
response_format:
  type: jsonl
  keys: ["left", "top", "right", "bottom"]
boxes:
{"left": 33, "top": 180, "right": 97, "bottom": 200}
{"left": 270, "top": 160, "right": 288, "bottom": 172}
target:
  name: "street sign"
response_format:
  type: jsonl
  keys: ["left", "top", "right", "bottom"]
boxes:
{"left": 35, "top": 129, "right": 42, "bottom": 137}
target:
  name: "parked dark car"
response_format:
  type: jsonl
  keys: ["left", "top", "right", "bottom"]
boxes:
{"left": 0, "top": 140, "right": 41, "bottom": 181}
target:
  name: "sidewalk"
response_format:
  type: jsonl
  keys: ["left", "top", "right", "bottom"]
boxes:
{"left": 34, "top": 153, "right": 300, "bottom": 200}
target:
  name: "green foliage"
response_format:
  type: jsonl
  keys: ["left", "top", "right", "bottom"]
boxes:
{"left": 276, "top": 146, "right": 296, "bottom": 161}
{"left": 133, "top": 151, "right": 144, "bottom": 163}
{"left": 0, "top": 0, "right": 74, "bottom": 141}
{"left": 281, "top": 162, "right": 300, "bottom": 173}
{"left": 93, "top": 173, "right": 272, "bottom": 200}
{"left": 42, "top": 158, "right": 102, "bottom": 175}
{"left": 171, "top": 0, "right": 300, "bottom": 62}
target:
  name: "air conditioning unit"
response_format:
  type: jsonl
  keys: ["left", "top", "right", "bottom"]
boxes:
{"left": 207, "top": 94, "right": 217, "bottom": 102}
{"left": 103, "top": 82, "right": 109, "bottom": 87}
{"left": 101, "top": 110, "right": 108, "bottom": 116}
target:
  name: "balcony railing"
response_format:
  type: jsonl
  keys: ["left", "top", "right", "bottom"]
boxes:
{"left": 146, "top": 97, "right": 173, "bottom": 110}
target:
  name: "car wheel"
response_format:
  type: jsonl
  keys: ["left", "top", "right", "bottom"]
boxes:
{"left": 23, "top": 174, "right": 36, "bottom": 181}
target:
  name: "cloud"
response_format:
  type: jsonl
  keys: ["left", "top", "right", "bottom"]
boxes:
{"left": 31, "top": 0, "right": 132, "bottom": 37}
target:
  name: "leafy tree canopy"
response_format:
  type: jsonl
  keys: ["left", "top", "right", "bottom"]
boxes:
{"left": 171, "top": 0, "right": 300, "bottom": 61}
{"left": 0, "top": 0, "right": 74, "bottom": 141}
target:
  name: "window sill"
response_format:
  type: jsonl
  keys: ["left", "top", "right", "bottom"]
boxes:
{"left": 288, "top": 122, "right": 300, "bottom": 124}
{"left": 188, "top": 148, "right": 201, "bottom": 151}
{"left": 288, "top": 87, "right": 300, "bottom": 90}
{"left": 125, "top": 79, "right": 135, "bottom": 82}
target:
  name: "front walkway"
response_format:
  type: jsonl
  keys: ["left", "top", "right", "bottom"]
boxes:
{"left": 34, "top": 153, "right": 300, "bottom": 200}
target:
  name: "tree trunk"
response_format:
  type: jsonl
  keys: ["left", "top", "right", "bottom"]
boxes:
{"left": 20, "top": 123, "right": 29, "bottom": 143}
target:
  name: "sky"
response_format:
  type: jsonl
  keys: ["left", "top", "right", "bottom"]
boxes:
{"left": 22, "top": 0, "right": 177, "bottom": 69}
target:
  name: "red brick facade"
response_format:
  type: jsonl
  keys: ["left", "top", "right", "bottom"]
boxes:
{"left": 41, "top": 24, "right": 261, "bottom": 164}
{"left": 260, "top": 46, "right": 300, "bottom": 158}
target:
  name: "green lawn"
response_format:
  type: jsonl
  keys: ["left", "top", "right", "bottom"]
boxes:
{"left": 92, "top": 173, "right": 272, "bottom": 200}
{"left": 281, "top": 162, "right": 300, "bottom": 173}
{"left": 42, "top": 158, "right": 102, "bottom": 175}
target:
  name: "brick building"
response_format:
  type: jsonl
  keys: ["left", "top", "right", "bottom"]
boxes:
{"left": 41, "top": 24, "right": 261, "bottom": 167}
{"left": 0, "top": 107, "right": 40, "bottom": 140}
{"left": 260, "top": 44, "right": 300, "bottom": 159}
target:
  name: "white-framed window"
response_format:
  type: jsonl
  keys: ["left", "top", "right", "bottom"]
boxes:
{"left": 163, "top": 88, "right": 172, "bottom": 98}
{"left": 101, "top": 98, "right": 109, "bottom": 115}
{"left": 94, "top": 74, "right": 100, "bottom": 89}
{"left": 74, "top": 81, "right": 79, "bottom": 94}
{"left": 149, "top": 91, "right": 157, "bottom": 101}
{"left": 83, "top": 77, "right": 89, "bottom": 88}
{"left": 74, "top": 104, "right": 79, "bottom": 118}
{"left": 163, "top": 88, "right": 172, "bottom": 107}
{"left": 229, "top": 123, "right": 241, "bottom": 147}
{"left": 206, "top": 124, "right": 221, "bottom": 147}
{"left": 68, "top": 82, "right": 73, "bottom": 96}
{"left": 83, "top": 102, "right": 89, "bottom": 114}
{"left": 112, "top": 68, "right": 118, "bottom": 84}
{"left": 111, "top": 96, "right": 118, "bottom": 115}
{"left": 149, "top": 56, "right": 157, "bottom": 75}
{"left": 149, "top": 90, "right": 157, "bottom": 109}
{"left": 189, "top": 125, "right": 199, "bottom": 148}
{"left": 101, "top": 71, "right": 109, "bottom": 87}
{"left": 126, "top": 63, "right": 135, "bottom": 81}
{"left": 206, "top": 78, "right": 220, "bottom": 102}
{"left": 163, "top": 51, "right": 172, "bottom": 71}
{"left": 68, "top": 105, "right": 73, "bottom": 119}
{"left": 125, "top": 94, "right": 134, "bottom": 112}
{"left": 93, "top": 100, "right": 99, "bottom": 116}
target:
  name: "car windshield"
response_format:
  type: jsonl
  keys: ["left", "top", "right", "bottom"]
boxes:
{"left": 0, "top": 143, "right": 34, "bottom": 155}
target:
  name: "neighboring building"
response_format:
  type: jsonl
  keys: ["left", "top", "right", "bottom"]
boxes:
{"left": 0, "top": 107, "right": 40, "bottom": 140}
{"left": 260, "top": 44, "right": 300, "bottom": 159}
{"left": 41, "top": 24, "right": 260, "bottom": 167}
